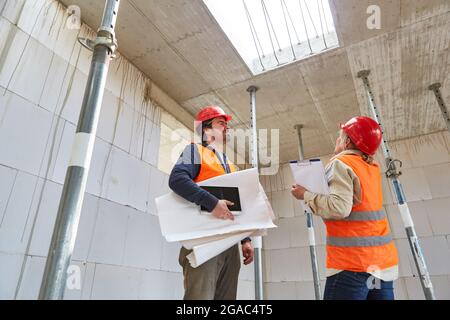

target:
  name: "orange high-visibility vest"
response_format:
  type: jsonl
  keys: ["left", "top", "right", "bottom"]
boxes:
{"left": 193, "top": 144, "right": 237, "bottom": 183}
{"left": 324, "top": 154, "right": 399, "bottom": 272}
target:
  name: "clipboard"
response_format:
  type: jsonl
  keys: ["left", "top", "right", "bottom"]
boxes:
{"left": 200, "top": 186, "right": 242, "bottom": 215}
{"left": 289, "top": 159, "right": 330, "bottom": 195}
{"left": 289, "top": 159, "right": 330, "bottom": 215}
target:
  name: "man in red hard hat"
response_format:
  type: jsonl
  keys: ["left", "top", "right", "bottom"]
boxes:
{"left": 169, "top": 106, "right": 254, "bottom": 300}
{"left": 291, "top": 116, "right": 399, "bottom": 300}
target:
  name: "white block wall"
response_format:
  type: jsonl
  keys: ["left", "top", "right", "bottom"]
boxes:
{"left": 0, "top": 0, "right": 254, "bottom": 300}
{"left": 261, "top": 132, "right": 450, "bottom": 300}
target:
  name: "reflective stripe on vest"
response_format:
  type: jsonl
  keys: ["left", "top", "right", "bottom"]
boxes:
{"left": 345, "top": 210, "right": 386, "bottom": 221}
{"left": 324, "top": 210, "right": 387, "bottom": 222}
{"left": 327, "top": 234, "right": 393, "bottom": 247}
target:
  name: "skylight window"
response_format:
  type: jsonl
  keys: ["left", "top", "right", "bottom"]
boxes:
{"left": 203, "top": 0, "right": 339, "bottom": 74}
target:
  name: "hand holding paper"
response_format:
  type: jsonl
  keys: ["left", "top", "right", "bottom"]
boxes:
{"left": 291, "top": 184, "right": 308, "bottom": 200}
{"left": 211, "top": 199, "right": 235, "bottom": 221}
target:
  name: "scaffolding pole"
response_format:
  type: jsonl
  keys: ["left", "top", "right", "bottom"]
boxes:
{"left": 247, "top": 86, "right": 264, "bottom": 300}
{"left": 39, "top": 0, "right": 120, "bottom": 300}
{"left": 429, "top": 83, "right": 450, "bottom": 133}
{"left": 294, "top": 124, "right": 321, "bottom": 300}
{"left": 357, "top": 70, "right": 436, "bottom": 300}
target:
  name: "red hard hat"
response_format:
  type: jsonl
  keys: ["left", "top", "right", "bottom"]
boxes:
{"left": 195, "top": 106, "right": 232, "bottom": 124}
{"left": 340, "top": 116, "right": 382, "bottom": 156}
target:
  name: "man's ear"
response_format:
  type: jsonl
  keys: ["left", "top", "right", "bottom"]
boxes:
{"left": 203, "top": 127, "right": 215, "bottom": 142}
{"left": 346, "top": 137, "right": 356, "bottom": 150}
{"left": 345, "top": 136, "right": 351, "bottom": 147}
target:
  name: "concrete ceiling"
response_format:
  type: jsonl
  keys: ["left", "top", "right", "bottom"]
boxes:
{"left": 60, "top": 0, "right": 450, "bottom": 163}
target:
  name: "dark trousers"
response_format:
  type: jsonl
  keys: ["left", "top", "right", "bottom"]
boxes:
{"left": 179, "top": 244, "right": 241, "bottom": 300}
{"left": 324, "top": 270, "right": 395, "bottom": 300}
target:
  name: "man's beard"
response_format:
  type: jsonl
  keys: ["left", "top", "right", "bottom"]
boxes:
{"left": 209, "top": 129, "right": 228, "bottom": 144}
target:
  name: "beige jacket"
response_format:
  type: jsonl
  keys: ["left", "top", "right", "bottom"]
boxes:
{"left": 304, "top": 149, "right": 363, "bottom": 220}
{"left": 304, "top": 149, "right": 398, "bottom": 281}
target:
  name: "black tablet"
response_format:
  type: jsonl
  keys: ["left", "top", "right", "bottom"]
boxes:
{"left": 200, "top": 186, "right": 242, "bottom": 212}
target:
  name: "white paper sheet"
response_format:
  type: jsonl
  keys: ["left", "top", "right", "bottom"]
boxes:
{"left": 180, "top": 229, "right": 267, "bottom": 250}
{"left": 156, "top": 168, "right": 276, "bottom": 242}
{"left": 290, "top": 160, "right": 330, "bottom": 214}
{"left": 289, "top": 160, "right": 330, "bottom": 195}
{"left": 156, "top": 168, "right": 275, "bottom": 268}
{"left": 185, "top": 230, "right": 266, "bottom": 268}
{"left": 185, "top": 231, "right": 252, "bottom": 268}
{"left": 260, "top": 182, "right": 276, "bottom": 221}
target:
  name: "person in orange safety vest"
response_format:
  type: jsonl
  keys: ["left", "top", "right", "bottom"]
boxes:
{"left": 168, "top": 106, "right": 254, "bottom": 300}
{"left": 291, "top": 116, "right": 399, "bottom": 300}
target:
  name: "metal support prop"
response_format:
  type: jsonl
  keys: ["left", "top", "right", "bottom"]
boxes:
{"left": 428, "top": 83, "right": 450, "bottom": 133}
{"left": 357, "top": 70, "right": 436, "bottom": 300}
{"left": 39, "top": 0, "right": 121, "bottom": 300}
{"left": 247, "top": 86, "right": 264, "bottom": 300}
{"left": 294, "top": 124, "right": 321, "bottom": 300}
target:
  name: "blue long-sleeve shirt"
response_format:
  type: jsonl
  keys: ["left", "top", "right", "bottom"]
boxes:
{"left": 168, "top": 143, "right": 219, "bottom": 212}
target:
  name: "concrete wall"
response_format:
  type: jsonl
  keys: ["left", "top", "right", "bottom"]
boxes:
{"left": 261, "top": 131, "right": 450, "bottom": 299}
{"left": 0, "top": 0, "right": 254, "bottom": 300}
